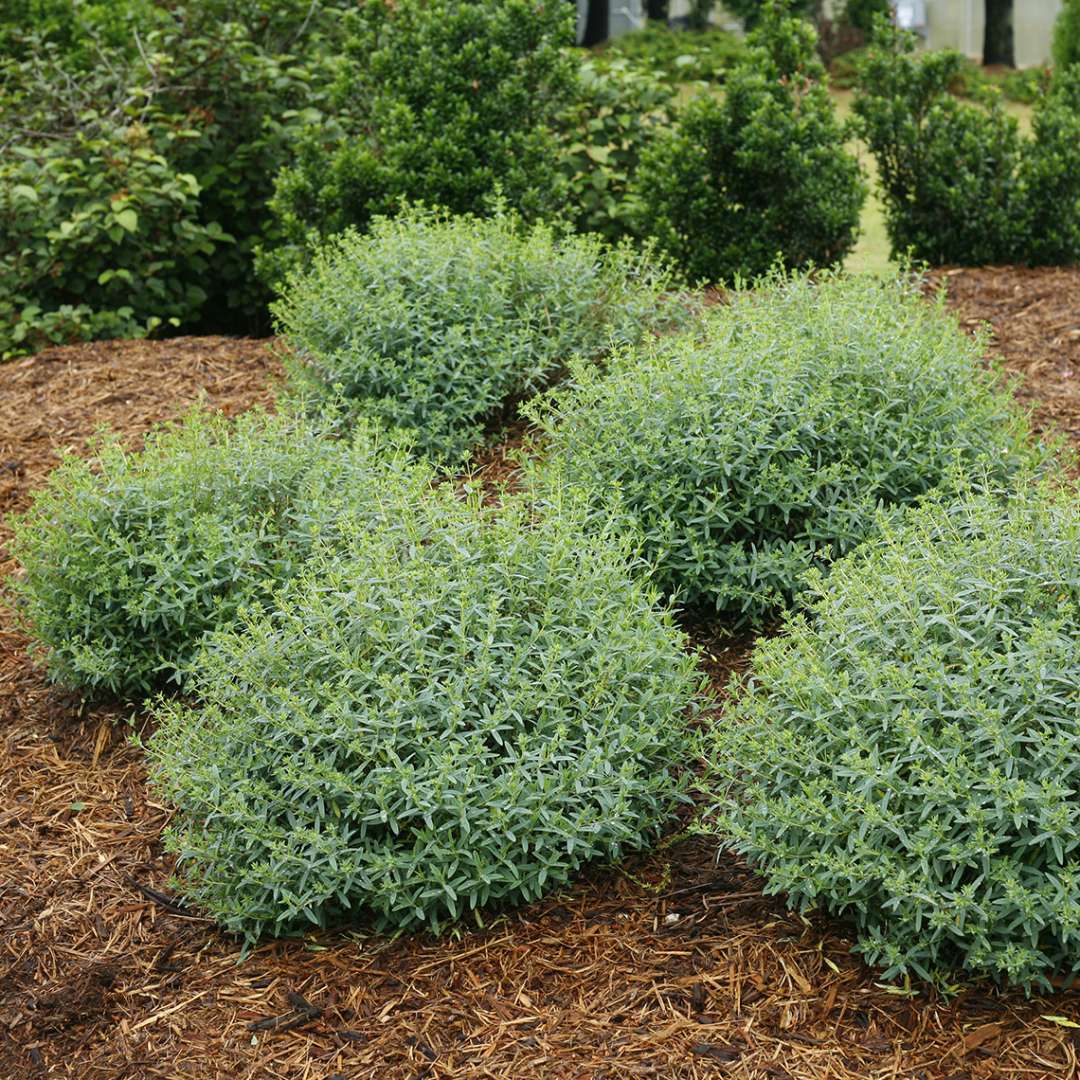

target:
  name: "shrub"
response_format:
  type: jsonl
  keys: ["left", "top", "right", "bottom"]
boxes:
{"left": 1016, "top": 66, "right": 1080, "bottom": 266}
{"left": 273, "top": 208, "right": 685, "bottom": 464}
{"left": 854, "top": 24, "right": 1080, "bottom": 266}
{"left": 0, "top": 3, "right": 346, "bottom": 353}
{"left": 146, "top": 492, "right": 704, "bottom": 941}
{"left": 1053, "top": 0, "right": 1080, "bottom": 68}
{"left": 633, "top": 8, "right": 864, "bottom": 283}
{"left": 523, "top": 271, "right": 1047, "bottom": 621}
{"left": 555, "top": 59, "right": 676, "bottom": 243}
{"left": 6, "top": 408, "right": 431, "bottom": 698}
{"left": 262, "top": 0, "right": 578, "bottom": 281}
{"left": 706, "top": 485, "right": 1080, "bottom": 992}
{"left": 0, "top": 114, "right": 228, "bottom": 358}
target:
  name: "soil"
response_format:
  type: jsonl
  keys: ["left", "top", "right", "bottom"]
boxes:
{"left": 2, "top": 269, "right": 1080, "bottom": 1080}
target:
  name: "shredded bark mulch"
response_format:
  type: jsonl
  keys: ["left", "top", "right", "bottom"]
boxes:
{"left": 3, "top": 269, "right": 1080, "bottom": 1079}
{"left": 928, "top": 266, "right": 1080, "bottom": 448}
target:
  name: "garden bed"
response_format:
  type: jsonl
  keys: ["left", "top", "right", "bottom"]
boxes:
{"left": 2, "top": 267, "right": 1079, "bottom": 1080}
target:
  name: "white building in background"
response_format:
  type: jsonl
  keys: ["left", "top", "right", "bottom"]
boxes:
{"left": 898, "top": 0, "right": 1061, "bottom": 67}
{"left": 582, "top": 0, "right": 1064, "bottom": 68}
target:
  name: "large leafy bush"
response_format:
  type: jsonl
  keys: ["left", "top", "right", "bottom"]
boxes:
{"left": 146, "top": 492, "right": 703, "bottom": 941}
{"left": 590, "top": 21, "right": 747, "bottom": 82}
{"left": 523, "top": 272, "right": 1046, "bottom": 620}
{"left": 262, "top": 0, "right": 578, "bottom": 282}
{"left": 0, "top": 114, "right": 228, "bottom": 358}
{"left": 555, "top": 60, "right": 676, "bottom": 243}
{"left": 633, "top": 8, "right": 864, "bottom": 283}
{"left": 854, "top": 24, "right": 1080, "bottom": 266}
{"left": 707, "top": 485, "right": 1080, "bottom": 992}
{"left": 0, "top": 2, "right": 346, "bottom": 354}
{"left": 7, "top": 409, "right": 431, "bottom": 697}
{"left": 273, "top": 208, "right": 684, "bottom": 464}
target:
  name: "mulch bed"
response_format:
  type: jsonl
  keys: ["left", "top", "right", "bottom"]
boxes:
{"left": 2, "top": 269, "right": 1080, "bottom": 1079}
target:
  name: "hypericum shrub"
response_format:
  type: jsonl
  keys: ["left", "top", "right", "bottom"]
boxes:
{"left": 1054, "top": 0, "right": 1080, "bottom": 68}
{"left": 555, "top": 60, "right": 676, "bottom": 243}
{"left": 523, "top": 271, "right": 1047, "bottom": 621}
{"left": 707, "top": 485, "right": 1080, "bottom": 991}
{"left": 273, "top": 208, "right": 685, "bottom": 463}
{"left": 262, "top": 0, "right": 578, "bottom": 281}
{"left": 7, "top": 408, "right": 431, "bottom": 697}
{"left": 854, "top": 23, "right": 1080, "bottom": 266}
{"left": 632, "top": 8, "right": 864, "bottom": 283}
{"left": 146, "top": 492, "right": 703, "bottom": 941}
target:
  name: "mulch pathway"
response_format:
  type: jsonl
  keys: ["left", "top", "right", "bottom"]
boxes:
{"left": 2, "top": 269, "right": 1080, "bottom": 1079}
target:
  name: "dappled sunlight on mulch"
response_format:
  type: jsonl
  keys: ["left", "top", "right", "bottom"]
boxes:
{"left": 3, "top": 270, "right": 1080, "bottom": 1078}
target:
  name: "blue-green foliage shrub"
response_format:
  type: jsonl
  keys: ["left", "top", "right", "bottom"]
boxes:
{"left": 261, "top": 0, "right": 578, "bottom": 283}
{"left": 854, "top": 23, "right": 1080, "bottom": 266}
{"left": 273, "top": 208, "right": 686, "bottom": 464}
{"left": 632, "top": 9, "right": 864, "bottom": 283}
{"left": 523, "top": 272, "right": 1046, "bottom": 621}
{"left": 7, "top": 409, "right": 432, "bottom": 697}
{"left": 707, "top": 485, "right": 1080, "bottom": 991}
{"left": 146, "top": 492, "right": 704, "bottom": 941}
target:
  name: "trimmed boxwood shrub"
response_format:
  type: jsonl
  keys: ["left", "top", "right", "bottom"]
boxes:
{"left": 706, "top": 485, "right": 1080, "bottom": 991}
{"left": 632, "top": 8, "right": 864, "bottom": 283}
{"left": 262, "top": 0, "right": 578, "bottom": 280}
{"left": 523, "top": 272, "right": 1047, "bottom": 621}
{"left": 273, "top": 207, "right": 685, "bottom": 464}
{"left": 7, "top": 408, "right": 431, "bottom": 697}
{"left": 854, "top": 23, "right": 1080, "bottom": 266}
{"left": 146, "top": 492, "right": 704, "bottom": 941}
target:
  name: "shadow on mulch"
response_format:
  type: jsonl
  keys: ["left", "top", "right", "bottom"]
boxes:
{"left": 3, "top": 272, "right": 1080, "bottom": 1079}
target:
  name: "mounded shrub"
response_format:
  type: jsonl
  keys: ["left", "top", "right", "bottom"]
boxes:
{"left": 261, "top": 0, "right": 578, "bottom": 281}
{"left": 854, "top": 23, "right": 1080, "bottom": 266}
{"left": 632, "top": 8, "right": 864, "bottom": 283}
{"left": 1017, "top": 66, "right": 1080, "bottom": 266}
{"left": 146, "top": 493, "right": 704, "bottom": 941}
{"left": 273, "top": 208, "right": 685, "bottom": 464}
{"left": 706, "top": 485, "right": 1080, "bottom": 991}
{"left": 7, "top": 408, "right": 432, "bottom": 697}
{"left": 523, "top": 271, "right": 1047, "bottom": 621}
